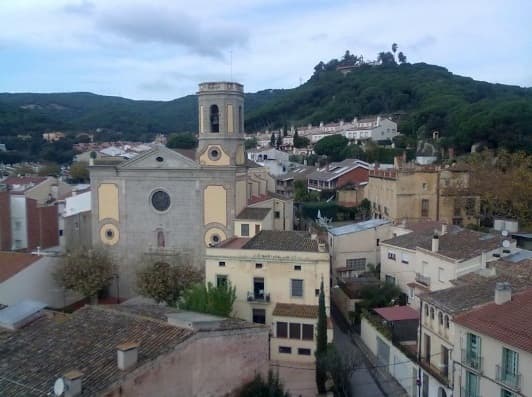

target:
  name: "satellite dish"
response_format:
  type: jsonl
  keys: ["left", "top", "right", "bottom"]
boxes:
{"left": 501, "top": 230, "right": 509, "bottom": 237}
{"left": 502, "top": 240, "right": 511, "bottom": 248}
{"left": 54, "top": 378, "right": 65, "bottom": 396}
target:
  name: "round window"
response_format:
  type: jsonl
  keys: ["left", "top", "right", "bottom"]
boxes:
{"left": 211, "top": 234, "right": 220, "bottom": 243}
{"left": 151, "top": 190, "right": 171, "bottom": 212}
{"left": 156, "top": 156, "right": 164, "bottom": 162}
{"left": 208, "top": 147, "right": 221, "bottom": 161}
{"left": 105, "top": 229, "right": 114, "bottom": 239}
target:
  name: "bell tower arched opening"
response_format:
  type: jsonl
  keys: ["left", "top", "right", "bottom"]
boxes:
{"left": 210, "top": 104, "right": 219, "bottom": 133}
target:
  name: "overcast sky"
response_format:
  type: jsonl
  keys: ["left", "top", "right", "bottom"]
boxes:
{"left": 1, "top": 0, "right": 531, "bottom": 100}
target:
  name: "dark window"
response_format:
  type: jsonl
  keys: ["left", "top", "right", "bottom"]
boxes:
{"left": 255, "top": 224, "right": 260, "bottom": 234}
{"left": 444, "top": 315, "right": 449, "bottom": 329}
{"left": 388, "top": 251, "right": 396, "bottom": 260}
{"left": 210, "top": 104, "right": 219, "bottom": 133}
{"left": 430, "top": 307, "right": 435, "bottom": 320}
{"left": 155, "top": 156, "right": 164, "bottom": 162}
{"left": 252, "top": 309, "right": 266, "bottom": 324}
{"left": 105, "top": 229, "right": 114, "bottom": 239}
{"left": 289, "top": 323, "right": 301, "bottom": 340}
{"left": 241, "top": 223, "right": 249, "bottom": 236}
{"left": 151, "top": 190, "right": 171, "bottom": 212}
{"left": 59, "top": 229, "right": 63, "bottom": 236}
{"left": 276, "top": 322, "right": 287, "bottom": 338}
{"left": 157, "top": 230, "right": 165, "bottom": 248}
{"left": 421, "top": 199, "right": 429, "bottom": 217}
{"left": 302, "top": 324, "right": 314, "bottom": 340}
{"left": 315, "top": 289, "right": 320, "bottom": 297}
{"left": 255, "top": 263, "right": 263, "bottom": 269}
{"left": 298, "top": 348, "right": 311, "bottom": 356}
{"left": 253, "top": 277, "right": 265, "bottom": 299}
{"left": 218, "top": 261, "right": 225, "bottom": 267}
{"left": 291, "top": 279, "right": 303, "bottom": 297}
{"left": 294, "top": 265, "right": 301, "bottom": 271}
{"left": 465, "top": 198, "right": 476, "bottom": 216}
{"left": 216, "top": 275, "right": 227, "bottom": 288}
{"left": 424, "top": 304, "right": 429, "bottom": 317}
{"left": 278, "top": 346, "right": 291, "bottom": 354}
{"left": 274, "top": 211, "right": 280, "bottom": 218}
{"left": 438, "top": 311, "right": 443, "bottom": 325}
{"left": 376, "top": 238, "right": 380, "bottom": 246}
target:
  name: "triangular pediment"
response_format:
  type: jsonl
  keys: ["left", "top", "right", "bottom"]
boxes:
{"left": 117, "top": 146, "right": 200, "bottom": 170}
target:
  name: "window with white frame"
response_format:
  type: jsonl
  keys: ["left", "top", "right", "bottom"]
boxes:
{"left": 388, "top": 250, "right": 396, "bottom": 260}
{"left": 401, "top": 253, "right": 410, "bottom": 264}
{"left": 346, "top": 258, "right": 366, "bottom": 271}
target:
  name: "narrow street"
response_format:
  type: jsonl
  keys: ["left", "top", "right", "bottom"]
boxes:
{"left": 332, "top": 307, "right": 385, "bottom": 397}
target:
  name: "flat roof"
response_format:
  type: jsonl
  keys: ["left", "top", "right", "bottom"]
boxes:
{"left": 328, "top": 219, "right": 390, "bottom": 236}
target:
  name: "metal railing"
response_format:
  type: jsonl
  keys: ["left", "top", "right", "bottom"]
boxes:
{"left": 461, "top": 349, "right": 483, "bottom": 372}
{"left": 495, "top": 365, "right": 521, "bottom": 390}
{"left": 416, "top": 273, "right": 431, "bottom": 287}
{"left": 247, "top": 291, "right": 270, "bottom": 303}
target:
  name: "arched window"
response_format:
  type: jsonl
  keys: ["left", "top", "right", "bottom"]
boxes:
{"left": 210, "top": 104, "right": 219, "bottom": 133}
{"left": 430, "top": 307, "right": 435, "bottom": 320}
{"left": 444, "top": 315, "right": 450, "bottom": 329}
{"left": 424, "top": 304, "right": 429, "bottom": 317}
{"left": 157, "top": 230, "right": 165, "bottom": 248}
{"left": 438, "top": 311, "right": 443, "bottom": 325}
{"left": 438, "top": 387, "right": 447, "bottom": 397}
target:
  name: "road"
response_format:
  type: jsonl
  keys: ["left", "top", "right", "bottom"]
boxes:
{"left": 332, "top": 308, "right": 385, "bottom": 397}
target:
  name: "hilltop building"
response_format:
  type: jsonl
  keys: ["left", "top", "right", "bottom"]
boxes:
{"left": 90, "top": 82, "right": 293, "bottom": 296}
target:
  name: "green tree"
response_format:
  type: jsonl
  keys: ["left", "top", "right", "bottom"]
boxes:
{"left": 294, "top": 134, "right": 310, "bottom": 148}
{"left": 313, "top": 134, "right": 349, "bottom": 161}
{"left": 270, "top": 132, "right": 276, "bottom": 147}
{"left": 38, "top": 162, "right": 60, "bottom": 177}
{"left": 180, "top": 281, "right": 236, "bottom": 317}
{"left": 315, "top": 279, "right": 328, "bottom": 393}
{"left": 398, "top": 51, "right": 407, "bottom": 64}
{"left": 69, "top": 162, "right": 90, "bottom": 182}
{"left": 136, "top": 261, "right": 202, "bottom": 306}
{"left": 245, "top": 136, "right": 258, "bottom": 149}
{"left": 166, "top": 133, "right": 198, "bottom": 149}
{"left": 238, "top": 370, "right": 290, "bottom": 397}
{"left": 392, "top": 43, "right": 398, "bottom": 54}
{"left": 320, "top": 344, "right": 360, "bottom": 397}
{"left": 54, "top": 248, "right": 115, "bottom": 303}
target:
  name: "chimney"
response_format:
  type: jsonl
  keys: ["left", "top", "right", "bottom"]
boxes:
{"left": 117, "top": 342, "right": 139, "bottom": 370}
{"left": 441, "top": 224, "right": 448, "bottom": 236}
{"left": 63, "top": 370, "right": 83, "bottom": 397}
{"left": 494, "top": 282, "right": 512, "bottom": 305}
{"left": 431, "top": 234, "right": 439, "bottom": 252}
{"left": 311, "top": 233, "right": 318, "bottom": 241}
{"left": 481, "top": 251, "right": 487, "bottom": 268}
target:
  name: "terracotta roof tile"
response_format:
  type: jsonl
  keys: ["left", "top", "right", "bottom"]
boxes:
{"left": 454, "top": 288, "right": 532, "bottom": 354}
{"left": 242, "top": 231, "right": 320, "bottom": 252}
{"left": 0, "top": 252, "right": 42, "bottom": 283}
{"left": 374, "top": 306, "right": 419, "bottom": 321}
{"left": 236, "top": 207, "right": 271, "bottom": 220}
{"left": 273, "top": 303, "right": 318, "bottom": 319}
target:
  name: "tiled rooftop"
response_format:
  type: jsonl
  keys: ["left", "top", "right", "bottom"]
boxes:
{"left": 454, "top": 287, "right": 532, "bottom": 354}
{"left": 273, "top": 303, "right": 318, "bottom": 319}
{"left": 374, "top": 306, "right": 419, "bottom": 321}
{"left": 235, "top": 207, "right": 271, "bottom": 220}
{"left": 0, "top": 305, "right": 193, "bottom": 396}
{"left": 242, "top": 231, "right": 321, "bottom": 252}
{"left": 328, "top": 219, "right": 390, "bottom": 236}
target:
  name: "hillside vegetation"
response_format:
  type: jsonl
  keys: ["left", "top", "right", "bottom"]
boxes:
{"left": 246, "top": 61, "right": 532, "bottom": 153}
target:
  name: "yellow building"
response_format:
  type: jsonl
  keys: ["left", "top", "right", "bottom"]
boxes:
{"left": 205, "top": 230, "right": 332, "bottom": 363}
{"left": 367, "top": 164, "right": 479, "bottom": 226}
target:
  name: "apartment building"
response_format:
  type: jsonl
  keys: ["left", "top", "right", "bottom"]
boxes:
{"left": 453, "top": 286, "right": 532, "bottom": 397}
{"left": 380, "top": 225, "right": 516, "bottom": 307}
{"left": 205, "top": 230, "right": 332, "bottom": 363}
{"left": 367, "top": 164, "right": 479, "bottom": 226}
{"left": 307, "top": 159, "right": 369, "bottom": 192}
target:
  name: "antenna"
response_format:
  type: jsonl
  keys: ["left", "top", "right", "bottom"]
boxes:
{"left": 502, "top": 240, "right": 510, "bottom": 248}
{"left": 230, "top": 49, "right": 233, "bottom": 82}
{"left": 54, "top": 377, "right": 65, "bottom": 396}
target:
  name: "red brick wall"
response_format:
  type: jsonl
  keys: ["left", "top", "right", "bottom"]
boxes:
{"left": 0, "top": 191, "right": 11, "bottom": 250}
{"left": 26, "top": 198, "right": 59, "bottom": 250}
{"left": 337, "top": 167, "right": 369, "bottom": 188}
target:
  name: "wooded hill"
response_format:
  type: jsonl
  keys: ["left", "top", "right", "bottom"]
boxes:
{"left": 1, "top": 60, "right": 531, "bottom": 153}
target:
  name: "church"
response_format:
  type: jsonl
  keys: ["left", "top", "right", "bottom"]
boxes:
{"left": 90, "top": 82, "right": 293, "bottom": 296}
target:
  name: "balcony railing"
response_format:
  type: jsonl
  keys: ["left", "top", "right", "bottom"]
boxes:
{"left": 419, "top": 358, "right": 450, "bottom": 386}
{"left": 247, "top": 291, "right": 270, "bottom": 303}
{"left": 461, "top": 349, "right": 483, "bottom": 372}
{"left": 496, "top": 365, "right": 521, "bottom": 390}
{"left": 415, "top": 273, "right": 431, "bottom": 287}
{"left": 461, "top": 387, "right": 481, "bottom": 397}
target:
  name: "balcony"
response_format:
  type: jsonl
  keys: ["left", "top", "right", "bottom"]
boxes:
{"left": 461, "top": 349, "right": 483, "bottom": 372}
{"left": 247, "top": 291, "right": 270, "bottom": 303}
{"left": 461, "top": 387, "right": 481, "bottom": 397}
{"left": 415, "top": 273, "right": 431, "bottom": 287}
{"left": 496, "top": 365, "right": 521, "bottom": 391}
{"left": 419, "top": 358, "right": 450, "bottom": 386}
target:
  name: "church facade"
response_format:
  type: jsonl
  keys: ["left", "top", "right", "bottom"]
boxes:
{"left": 90, "top": 82, "right": 292, "bottom": 296}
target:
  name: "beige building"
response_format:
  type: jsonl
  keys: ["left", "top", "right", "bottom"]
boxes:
{"left": 205, "top": 230, "right": 332, "bottom": 363}
{"left": 380, "top": 225, "right": 516, "bottom": 307}
{"left": 327, "top": 219, "right": 392, "bottom": 281}
{"left": 367, "top": 164, "right": 479, "bottom": 226}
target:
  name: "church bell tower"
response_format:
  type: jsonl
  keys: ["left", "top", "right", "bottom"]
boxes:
{"left": 196, "top": 82, "right": 246, "bottom": 166}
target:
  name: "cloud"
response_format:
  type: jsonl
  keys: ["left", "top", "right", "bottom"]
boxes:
{"left": 96, "top": 3, "right": 248, "bottom": 58}
{"left": 63, "top": 0, "right": 95, "bottom": 15}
